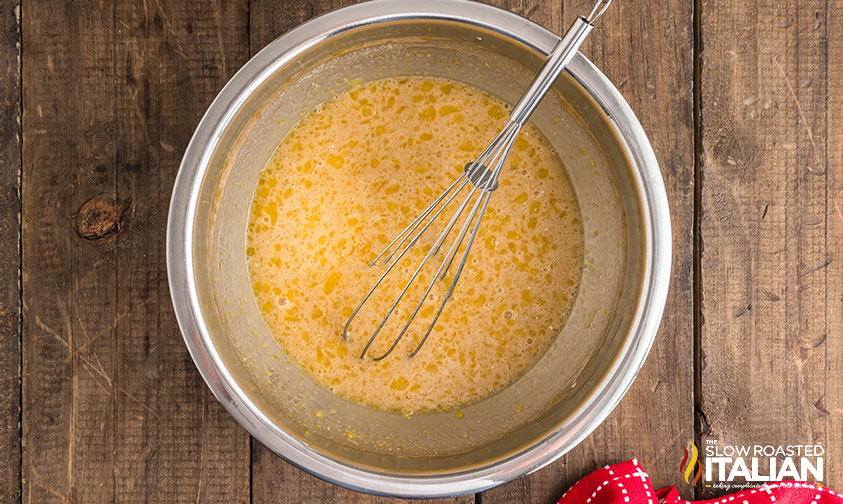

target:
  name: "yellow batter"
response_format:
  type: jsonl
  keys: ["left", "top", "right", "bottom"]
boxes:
{"left": 247, "top": 77, "right": 583, "bottom": 413}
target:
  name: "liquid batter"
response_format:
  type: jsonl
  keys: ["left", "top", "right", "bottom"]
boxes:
{"left": 247, "top": 77, "right": 583, "bottom": 413}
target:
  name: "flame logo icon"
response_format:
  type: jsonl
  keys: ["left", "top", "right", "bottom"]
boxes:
{"left": 679, "top": 441, "right": 703, "bottom": 486}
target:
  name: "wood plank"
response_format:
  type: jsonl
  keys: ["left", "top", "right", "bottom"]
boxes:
{"left": 699, "top": 0, "right": 842, "bottom": 498}
{"left": 252, "top": 446, "right": 475, "bottom": 504}
{"left": 482, "top": 0, "right": 696, "bottom": 501}
{"left": 22, "top": 3, "right": 119, "bottom": 500}
{"left": 0, "top": 1, "right": 20, "bottom": 502}
{"left": 827, "top": 0, "right": 843, "bottom": 492}
{"left": 248, "top": 1, "right": 693, "bottom": 502}
{"left": 21, "top": 1, "right": 250, "bottom": 502}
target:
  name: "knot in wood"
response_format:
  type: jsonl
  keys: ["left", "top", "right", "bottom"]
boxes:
{"left": 75, "top": 196, "right": 130, "bottom": 241}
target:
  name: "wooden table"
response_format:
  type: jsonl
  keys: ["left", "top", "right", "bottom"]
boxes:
{"left": 2, "top": 0, "right": 840, "bottom": 502}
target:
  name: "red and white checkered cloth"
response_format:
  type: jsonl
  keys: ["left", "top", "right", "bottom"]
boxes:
{"left": 558, "top": 460, "right": 842, "bottom": 504}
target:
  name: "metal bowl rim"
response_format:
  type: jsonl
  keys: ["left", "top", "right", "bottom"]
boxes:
{"left": 166, "top": 0, "right": 672, "bottom": 497}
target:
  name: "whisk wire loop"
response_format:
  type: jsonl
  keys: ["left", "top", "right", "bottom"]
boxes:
{"left": 371, "top": 174, "right": 466, "bottom": 266}
{"left": 343, "top": 0, "right": 611, "bottom": 359}
{"left": 439, "top": 122, "right": 521, "bottom": 279}
{"left": 586, "top": 0, "right": 613, "bottom": 23}
{"left": 358, "top": 183, "right": 481, "bottom": 359}
{"left": 349, "top": 119, "right": 522, "bottom": 360}
{"left": 372, "top": 183, "right": 489, "bottom": 361}
{"left": 342, "top": 175, "right": 471, "bottom": 344}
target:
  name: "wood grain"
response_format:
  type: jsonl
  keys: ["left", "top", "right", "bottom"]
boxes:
{"left": 699, "top": 0, "right": 842, "bottom": 497}
{"left": 827, "top": 1, "right": 843, "bottom": 493}
{"left": 10, "top": 0, "right": 841, "bottom": 502}
{"left": 21, "top": 1, "right": 250, "bottom": 502}
{"left": 0, "top": 1, "right": 19, "bottom": 502}
{"left": 482, "top": 0, "right": 696, "bottom": 501}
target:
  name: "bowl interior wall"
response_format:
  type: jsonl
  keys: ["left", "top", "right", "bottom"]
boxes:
{"left": 191, "top": 20, "right": 644, "bottom": 473}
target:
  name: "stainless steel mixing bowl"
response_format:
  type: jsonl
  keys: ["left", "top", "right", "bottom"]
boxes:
{"left": 167, "top": 0, "right": 671, "bottom": 497}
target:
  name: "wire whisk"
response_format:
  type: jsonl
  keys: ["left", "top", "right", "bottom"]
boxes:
{"left": 343, "top": 0, "right": 613, "bottom": 359}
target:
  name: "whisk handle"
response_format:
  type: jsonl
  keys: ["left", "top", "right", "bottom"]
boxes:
{"left": 509, "top": 16, "right": 594, "bottom": 126}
